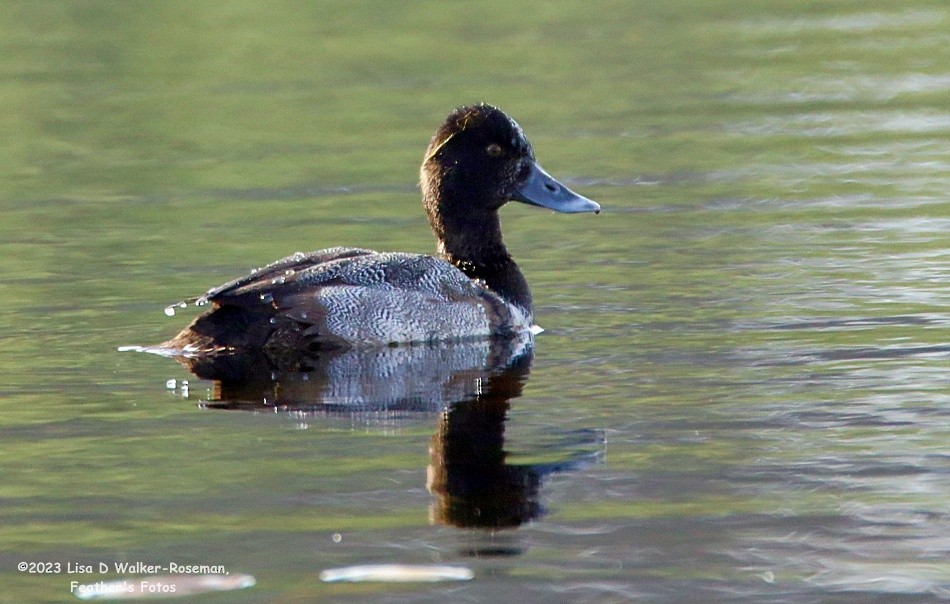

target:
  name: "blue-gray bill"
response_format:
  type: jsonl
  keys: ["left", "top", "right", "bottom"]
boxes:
{"left": 512, "top": 161, "right": 601, "bottom": 214}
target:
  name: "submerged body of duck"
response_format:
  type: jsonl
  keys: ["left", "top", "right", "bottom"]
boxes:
{"left": 161, "top": 104, "right": 599, "bottom": 358}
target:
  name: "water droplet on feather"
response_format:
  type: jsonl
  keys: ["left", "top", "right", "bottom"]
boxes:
{"left": 164, "top": 302, "right": 185, "bottom": 317}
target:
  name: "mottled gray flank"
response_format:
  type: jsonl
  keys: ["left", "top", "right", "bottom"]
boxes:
{"left": 201, "top": 248, "right": 529, "bottom": 347}
{"left": 315, "top": 285, "right": 490, "bottom": 344}
{"left": 296, "top": 252, "right": 520, "bottom": 345}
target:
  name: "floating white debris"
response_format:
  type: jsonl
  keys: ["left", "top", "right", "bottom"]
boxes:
{"left": 529, "top": 324, "right": 545, "bottom": 335}
{"left": 319, "top": 564, "right": 473, "bottom": 583}
{"left": 116, "top": 346, "right": 145, "bottom": 353}
{"left": 165, "top": 379, "right": 177, "bottom": 390}
{"left": 72, "top": 574, "right": 255, "bottom": 600}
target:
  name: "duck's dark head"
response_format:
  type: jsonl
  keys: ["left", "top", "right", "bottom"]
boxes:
{"left": 421, "top": 104, "right": 600, "bottom": 228}
{"left": 421, "top": 103, "right": 600, "bottom": 313}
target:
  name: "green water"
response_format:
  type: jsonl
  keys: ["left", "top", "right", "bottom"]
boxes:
{"left": 1, "top": 2, "right": 947, "bottom": 602}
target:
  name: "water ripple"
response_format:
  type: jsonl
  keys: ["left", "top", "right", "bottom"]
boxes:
{"left": 738, "top": 9, "right": 946, "bottom": 35}
{"left": 727, "top": 73, "right": 950, "bottom": 104}
{"left": 728, "top": 110, "right": 950, "bottom": 137}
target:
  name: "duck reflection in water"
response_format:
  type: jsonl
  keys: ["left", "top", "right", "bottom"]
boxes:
{"left": 176, "top": 335, "right": 601, "bottom": 531}
{"left": 426, "top": 350, "right": 542, "bottom": 530}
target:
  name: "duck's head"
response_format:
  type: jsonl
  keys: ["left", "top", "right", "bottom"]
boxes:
{"left": 421, "top": 104, "right": 600, "bottom": 226}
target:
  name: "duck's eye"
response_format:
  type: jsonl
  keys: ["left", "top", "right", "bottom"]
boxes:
{"left": 485, "top": 143, "right": 503, "bottom": 157}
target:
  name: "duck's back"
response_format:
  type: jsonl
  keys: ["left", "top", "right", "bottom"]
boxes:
{"left": 165, "top": 247, "right": 524, "bottom": 358}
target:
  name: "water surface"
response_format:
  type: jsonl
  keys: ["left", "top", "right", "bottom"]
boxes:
{"left": 1, "top": 2, "right": 947, "bottom": 602}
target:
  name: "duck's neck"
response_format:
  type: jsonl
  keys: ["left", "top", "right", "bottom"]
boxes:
{"left": 430, "top": 210, "right": 533, "bottom": 316}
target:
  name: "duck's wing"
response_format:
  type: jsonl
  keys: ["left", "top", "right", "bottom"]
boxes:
{"left": 193, "top": 247, "right": 375, "bottom": 307}
{"left": 188, "top": 251, "right": 520, "bottom": 347}
{"left": 206, "top": 250, "right": 497, "bottom": 313}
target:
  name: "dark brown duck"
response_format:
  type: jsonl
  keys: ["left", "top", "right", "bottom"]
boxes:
{"left": 161, "top": 104, "right": 599, "bottom": 358}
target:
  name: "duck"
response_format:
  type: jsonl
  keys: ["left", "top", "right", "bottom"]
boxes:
{"left": 161, "top": 103, "right": 599, "bottom": 359}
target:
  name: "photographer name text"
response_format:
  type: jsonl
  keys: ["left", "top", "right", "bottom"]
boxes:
{"left": 17, "top": 561, "right": 228, "bottom": 575}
